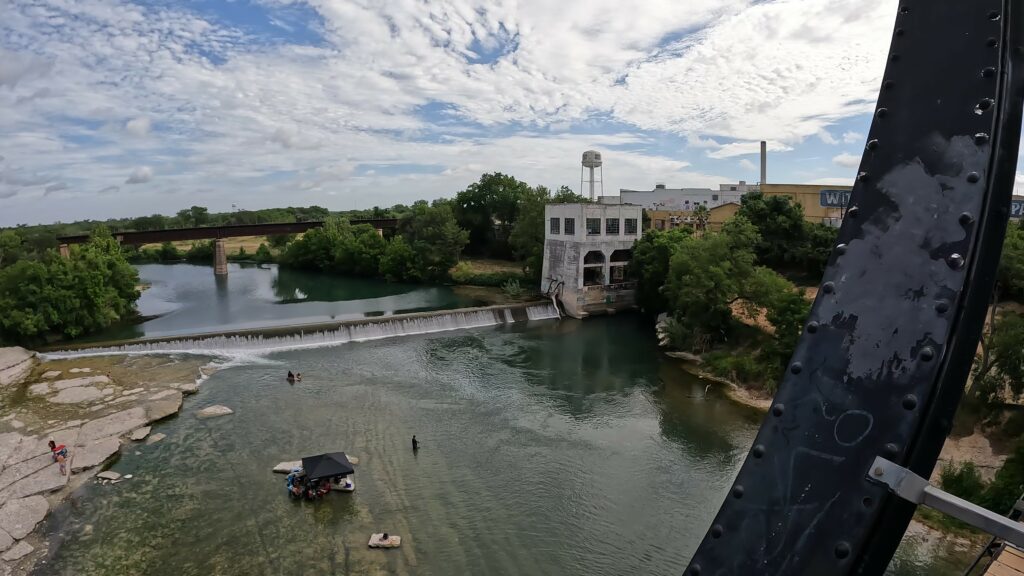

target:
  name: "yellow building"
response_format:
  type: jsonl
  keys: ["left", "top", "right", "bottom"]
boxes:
{"left": 646, "top": 209, "right": 693, "bottom": 231}
{"left": 708, "top": 202, "right": 741, "bottom": 231}
{"left": 760, "top": 183, "right": 853, "bottom": 226}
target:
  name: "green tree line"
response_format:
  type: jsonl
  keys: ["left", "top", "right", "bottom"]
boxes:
{"left": 0, "top": 228, "right": 139, "bottom": 345}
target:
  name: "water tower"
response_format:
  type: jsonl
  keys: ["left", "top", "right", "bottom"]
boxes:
{"left": 581, "top": 150, "right": 603, "bottom": 200}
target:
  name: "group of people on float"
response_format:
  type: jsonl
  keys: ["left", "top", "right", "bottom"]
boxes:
{"left": 286, "top": 469, "right": 349, "bottom": 500}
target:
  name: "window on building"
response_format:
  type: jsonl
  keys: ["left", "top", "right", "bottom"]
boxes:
{"left": 730, "top": 186, "right": 737, "bottom": 191}
{"left": 625, "top": 218, "right": 638, "bottom": 235}
{"left": 564, "top": 218, "right": 575, "bottom": 235}
{"left": 586, "top": 218, "right": 601, "bottom": 235}
{"left": 606, "top": 218, "right": 620, "bottom": 235}
{"left": 655, "top": 219, "right": 666, "bottom": 230}
{"left": 712, "top": 194, "right": 719, "bottom": 201}
{"left": 549, "top": 217, "right": 560, "bottom": 235}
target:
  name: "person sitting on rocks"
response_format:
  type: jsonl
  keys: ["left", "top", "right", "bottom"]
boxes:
{"left": 48, "top": 440, "right": 67, "bottom": 476}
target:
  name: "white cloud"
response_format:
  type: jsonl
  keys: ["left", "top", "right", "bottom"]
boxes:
{"left": 739, "top": 158, "right": 757, "bottom": 171}
{"left": 817, "top": 129, "right": 838, "bottom": 145}
{"left": 832, "top": 152, "right": 861, "bottom": 168}
{"left": 687, "top": 134, "right": 721, "bottom": 149}
{"left": 44, "top": 182, "right": 67, "bottom": 194}
{"left": 0, "top": 0, "right": 904, "bottom": 224}
{"left": 842, "top": 131, "right": 864, "bottom": 144}
{"left": 707, "top": 140, "right": 791, "bottom": 159}
{"left": 125, "top": 117, "right": 151, "bottom": 137}
{"left": 125, "top": 166, "right": 153, "bottom": 184}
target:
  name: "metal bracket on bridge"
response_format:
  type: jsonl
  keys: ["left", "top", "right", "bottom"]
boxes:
{"left": 867, "top": 457, "right": 1024, "bottom": 548}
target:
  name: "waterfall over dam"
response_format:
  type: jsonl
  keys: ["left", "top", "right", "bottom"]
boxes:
{"left": 45, "top": 302, "right": 561, "bottom": 358}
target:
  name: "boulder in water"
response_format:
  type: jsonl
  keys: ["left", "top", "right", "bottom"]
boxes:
{"left": 97, "top": 471, "right": 121, "bottom": 481}
{"left": 273, "top": 461, "right": 301, "bottom": 474}
{"left": 196, "top": 405, "right": 233, "bottom": 419}
{"left": 129, "top": 427, "right": 151, "bottom": 441}
{"left": 145, "top": 433, "right": 166, "bottom": 445}
{"left": 71, "top": 437, "right": 121, "bottom": 473}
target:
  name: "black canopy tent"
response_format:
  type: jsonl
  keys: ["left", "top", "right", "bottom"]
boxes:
{"left": 301, "top": 452, "right": 355, "bottom": 481}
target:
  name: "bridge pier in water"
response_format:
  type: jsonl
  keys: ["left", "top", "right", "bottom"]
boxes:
{"left": 213, "top": 239, "right": 227, "bottom": 275}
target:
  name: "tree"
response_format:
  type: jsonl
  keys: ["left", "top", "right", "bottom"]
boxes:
{"left": 453, "top": 173, "right": 532, "bottom": 257}
{"left": 267, "top": 234, "right": 296, "bottom": 249}
{"left": 693, "top": 204, "right": 710, "bottom": 235}
{"left": 663, "top": 217, "right": 760, "bottom": 350}
{"left": 792, "top": 223, "right": 839, "bottom": 276}
{"left": 509, "top": 185, "right": 589, "bottom": 279}
{"left": 281, "top": 219, "right": 346, "bottom": 271}
{"left": 400, "top": 202, "right": 469, "bottom": 281}
{"left": 630, "top": 228, "right": 692, "bottom": 315}
{"left": 736, "top": 192, "right": 808, "bottom": 269}
{"left": 981, "top": 438, "right": 1024, "bottom": 515}
{"left": 379, "top": 236, "right": 419, "bottom": 282}
{"left": 972, "top": 312, "right": 1024, "bottom": 403}
{"left": 0, "top": 230, "right": 21, "bottom": 268}
{"left": 509, "top": 185, "right": 550, "bottom": 279}
{"left": 190, "top": 206, "right": 210, "bottom": 227}
{"left": 176, "top": 209, "right": 193, "bottom": 228}
{"left": 0, "top": 227, "right": 139, "bottom": 344}
{"left": 254, "top": 243, "right": 273, "bottom": 263}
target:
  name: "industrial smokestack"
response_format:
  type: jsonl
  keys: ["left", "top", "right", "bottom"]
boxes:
{"left": 760, "top": 140, "right": 767, "bottom": 185}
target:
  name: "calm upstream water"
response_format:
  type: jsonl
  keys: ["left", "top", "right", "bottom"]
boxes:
{"left": 86, "top": 263, "right": 484, "bottom": 341}
{"left": 38, "top": 315, "right": 974, "bottom": 575}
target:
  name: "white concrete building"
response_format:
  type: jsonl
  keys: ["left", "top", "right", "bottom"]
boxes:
{"left": 541, "top": 203, "right": 642, "bottom": 319}
{"left": 617, "top": 184, "right": 745, "bottom": 211}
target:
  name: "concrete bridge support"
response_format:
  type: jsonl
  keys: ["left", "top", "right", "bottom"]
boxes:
{"left": 59, "top": 244, "right": 69, "bottom": 258}
{"left": 214, "top": 239, "right": 228, "bottom": 275}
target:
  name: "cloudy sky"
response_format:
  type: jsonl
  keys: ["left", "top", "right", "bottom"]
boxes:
{"left": 0, "top": 0, "right": 1018, "bottom": 226}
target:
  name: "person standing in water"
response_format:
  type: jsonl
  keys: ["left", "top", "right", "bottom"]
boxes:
{"left": 411, "top": 435, "right": 419, "bottom": 451}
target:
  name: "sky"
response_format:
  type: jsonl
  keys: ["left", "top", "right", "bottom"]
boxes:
{"left": 0, "top": 0, "right": 1021, "bottom": 226}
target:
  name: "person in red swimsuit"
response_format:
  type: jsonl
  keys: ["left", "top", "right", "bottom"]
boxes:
{"left": 48, "top": 440, "right": 67, "bottom": 475}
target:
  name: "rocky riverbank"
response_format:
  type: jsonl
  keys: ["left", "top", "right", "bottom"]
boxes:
{"left": 0, "top": 349, "right": 211, "bottom": 575}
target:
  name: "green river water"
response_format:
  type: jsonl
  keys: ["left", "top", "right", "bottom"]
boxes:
{"left": 35, "top": 265, "right": 977, "bottom": 575}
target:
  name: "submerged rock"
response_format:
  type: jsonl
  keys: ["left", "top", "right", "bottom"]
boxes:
{"left": 0, "top": 496, "right": 48, "bottom": 539}
{"left": 50, "top": 386, "right": 106, "bottom": 405}
{"left": 96, "top": 471, "right": 121, "bottom": 481}
{"left": 129, "top": 427, "right": 151, "bottom": 441}
{"left": 68, "top": 368, "right": 92, "bottom": 374}
{"left": 2, "top": 540, "right": 33, "bottom": 561}
{"left": 196, "top": 405, "right": 233, "bottom": 419}
{"left": 50, "top": 375, "right": 110, "bottom": 391}
{"left": 71, "top": 438, "right": 121, "bottom": 473}
{"left": 145, "top": 433, "right": 166, "bottom": 445}
{"left": 272, "top": 461, "right": 301, "bottom": 474}
{"left": 143, "top": 391, "right": 183, "bottom": 423}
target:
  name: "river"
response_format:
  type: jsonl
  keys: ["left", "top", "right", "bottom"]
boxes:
{"left": 86, "top": 263, "right": 486, "bottom": 341}
{"left": 38, "top": 264, "right": 977, "bottom": 575}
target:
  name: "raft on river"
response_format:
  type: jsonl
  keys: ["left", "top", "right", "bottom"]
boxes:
{"left": 281, "top": 452, "right": 356, "bottom": 498}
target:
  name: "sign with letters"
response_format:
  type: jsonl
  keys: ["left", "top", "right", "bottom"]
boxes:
{"left": 819, "top": 190, "right": 852, "bottom": 208}
{"left": 821, "top": 192, "right": 1024, "bottom": 219}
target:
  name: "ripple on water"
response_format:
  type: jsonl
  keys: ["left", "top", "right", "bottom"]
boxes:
{"left": 37, "top": 319, "right": 972, "bottom": 576}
